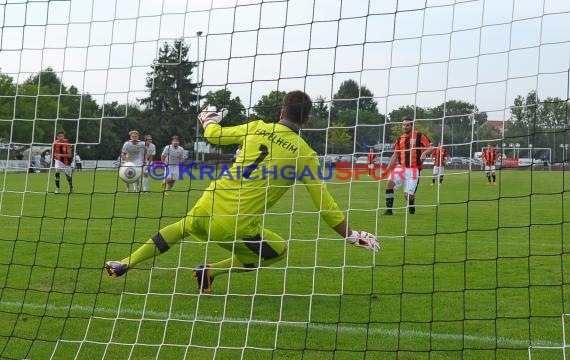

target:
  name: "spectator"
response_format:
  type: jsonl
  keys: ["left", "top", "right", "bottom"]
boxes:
{"left": 74, "top": 153, "right": 82, "bottom": 171}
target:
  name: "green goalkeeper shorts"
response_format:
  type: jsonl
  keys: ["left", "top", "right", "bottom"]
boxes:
{"left": 180, "top": 205, "right": 287, "bottom": 264}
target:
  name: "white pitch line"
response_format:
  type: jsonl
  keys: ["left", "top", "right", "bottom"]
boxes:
{"left": 0, "top": 300, "right": 563, "bottom": 348}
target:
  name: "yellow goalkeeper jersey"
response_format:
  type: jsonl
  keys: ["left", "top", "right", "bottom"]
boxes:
{"left": 198, "top": 119, "right": 345, "bottom": 231}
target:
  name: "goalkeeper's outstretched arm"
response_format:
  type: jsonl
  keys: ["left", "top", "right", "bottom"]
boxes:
{"left": 333, "top": 219, "right": 380, "bottom": 253}
{"left": 301, "top": 157, "right": 379, "bottom": 253}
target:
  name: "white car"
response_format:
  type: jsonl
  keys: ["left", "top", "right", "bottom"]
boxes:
{"left": 355, "top": 156, "right": 369, "bottom": 166}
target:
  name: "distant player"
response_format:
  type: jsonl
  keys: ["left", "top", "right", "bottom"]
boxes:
{"left": 482, "top": 144, "right": 500, "bottom": 185}
{"left": 161, "top": 135, "right": 185, "bottom": 192}
{"left": 53, "top": 131, "right": 74, "bottom": 194}
{"left": 431, "top": 142, "right": 450, "bottom": 186}
{"left": 121, "top": 130, "right": 145, "bottom": 192}
{"left": 542, "top": 156, "right": 548, "bottom": 171}
{"left": 142, "top": 134, "right": 156, "bottom": 192}
{"left": 384, "top": 117, "right": 433, "bottom": 215}
{"left": 105, "top": 90, "right": 379, "bottom": 293}
{"left": 74, "top": 153, "right": 82, "bottom": 171}
{"left": 367, "top": 147, "right": 376, "bottom": 175}
{"left": 44, "top": 151, "right": 51, "bottom": 168}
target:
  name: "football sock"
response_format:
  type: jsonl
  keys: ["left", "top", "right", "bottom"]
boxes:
{"left": 440, "top": 176, "right": 444, "bottom": 183}
{"left": 432, "top": 178, "right": 435, "bottom": 184}
{"left": 492, "top": 174, "right": 496, "bottom": 182}
{"left": 385, "top": 189, "right": 394, "bottom": 209}
{"left": 487, "top": 175, "right": 492, "bottom": 183}
{"left": 409, "top": 198, "right": 416, "bottom": 214}
{"left": 121, "top": 221, "right": 183, "bottom": 267}
{"left": 55, "top": 173, "right": 60, "bottom": 188}
{"left": 66, "top": 175, "right": 73, "bottom": 187}
{"left": 142, "top": 177, "right": 148, "bottom": 191}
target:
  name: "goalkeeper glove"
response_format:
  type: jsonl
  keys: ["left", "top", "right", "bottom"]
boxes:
{"left": 198, "top": 106, "right": 226, "bottom": 129}
{"left": 346, "top": 230, "right": 380, "bottom": 253}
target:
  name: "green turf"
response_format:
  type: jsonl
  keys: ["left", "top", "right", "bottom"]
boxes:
{"left": 0, "top": 168, "right": 568, "bottom": 359}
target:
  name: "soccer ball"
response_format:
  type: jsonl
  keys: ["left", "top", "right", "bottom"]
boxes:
{"left": 118, "top": 162, "right": 142, "bottom": 184}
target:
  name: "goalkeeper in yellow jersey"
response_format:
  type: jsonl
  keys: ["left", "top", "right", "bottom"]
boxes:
{"left": 105, "top": 90, "right": 379, "bottom": 293}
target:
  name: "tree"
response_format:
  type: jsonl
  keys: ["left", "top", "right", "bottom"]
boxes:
{"left": 252, "top": 90, "right": 287, "bottom": 122}
{"left": 427, "top": 100, "right": 487, "bottom": 155}
{"left": 509, "top": 92, "right": 570, "bottom": 160}
{"left": 202, "top": 89, "right": 247, "bottom": 127}
{"left": 388, "top": 106, "right": 432, "bottom": 142}
{"left": 389, "top": 120, "right": 433, "bottom": 142}
{"left": 139, "top": 40, "right": 198, "bottom": 114}
{"left": 138, "top": 40, "right": 198, "bottom": 144}
{"left": 511, "top": 91, "right": 538, "bottom": 128}
{"left": 328, "top": 121, "right": 353, "bottom": 154}
{"left": 330, "top": 79, "right": 378, "bottom": 119}
{"left": 8, "top": 68, "right": 101, "bottom": 144}
{"left": 302, "top": 96, "right": 329, "bottom": 154}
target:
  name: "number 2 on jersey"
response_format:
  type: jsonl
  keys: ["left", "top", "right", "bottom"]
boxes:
{"left": 243, "top": 144, "right": 269, "bottom": 178}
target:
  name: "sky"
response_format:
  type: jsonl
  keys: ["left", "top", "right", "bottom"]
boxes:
{"left": 0, "top": 0, "right": 570, "bottom": 122}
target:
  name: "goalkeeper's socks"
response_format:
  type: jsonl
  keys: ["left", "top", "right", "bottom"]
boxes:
{"left": 385, "top": 189, "right": 394, "bottom": 209}
{"left": 121, "top": 221, "right": 183, "bottom": 267}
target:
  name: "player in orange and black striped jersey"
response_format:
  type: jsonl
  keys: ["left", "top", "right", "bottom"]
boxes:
{"left": 431, "top": 143, "right": 450, "bottom": 185}
{"left": 482, "top": 144, "right": 500, "bottom": 185}
{"left": 384, "top": 117, "right": 434, "bottom": 215}
{"left": 53, "top": 131, "right": 74, "bottom": 194}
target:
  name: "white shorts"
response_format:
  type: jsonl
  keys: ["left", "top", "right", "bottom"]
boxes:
{"left": 392, "top": 167, "right": 421, "bottom": 195}
{"left": 54, "top": 160, "right": 73, "bottom": 177}
{"left": 164, "top": 163, "right": 179, "bottom": 180}
{"left": 485, "top": 165, "right": 496, "bottom": 172}
{"left": 433, "top": 166, "right": 445, "bottom": 175}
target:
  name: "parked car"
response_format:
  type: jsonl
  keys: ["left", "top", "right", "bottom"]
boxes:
{"left": 355, "top": 156, "right": 369, "bottom": 166}
{"left": 375, "top": 156, "right": 391, "bottom": 166}
{"left": 449, "top": 157, "right": 463, "bottom": 165}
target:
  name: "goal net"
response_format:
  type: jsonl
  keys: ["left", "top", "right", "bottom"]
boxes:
{"left": 0, "top": 0, "right": 569, "bottom": 359}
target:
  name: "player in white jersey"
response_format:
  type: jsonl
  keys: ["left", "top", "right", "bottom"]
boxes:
{"left": 121, "top": 130, "right": 145, "bottom": 192}
{"left": 161, "top": 135, "right": 185, "bottom": 191}
{"left": 142, "top": 134, "right": 156, "bottom": 192}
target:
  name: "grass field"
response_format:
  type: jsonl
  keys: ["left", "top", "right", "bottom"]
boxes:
{"left": 0, "top": 167, "right": 568, "bottom": 359}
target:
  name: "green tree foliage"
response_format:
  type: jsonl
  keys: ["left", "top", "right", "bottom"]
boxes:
{"left": 138, "top": 40, "right": 198, "bottom": 145}
{"left": 5, "top": 68, "right": 102, "bottom": 145}
{"left": 508, "top": 91, "right": 570, "bottom": 160}
{"left": 330, "top": 79, "right": 378, "bottom": 117}
{"left": 327, "top": 121, "right": 353, "bottom": 154}
{"left": 302, "top": 96, "right": 329, "bottom": 154}
{"left": 252, "top": 90, "right": 287, "bottom": 122}
{"left": 330, "top": 80, "right": 384, "bottom": 151}
{"left": 202, "top": 89, "right": 247, "bottom": 127}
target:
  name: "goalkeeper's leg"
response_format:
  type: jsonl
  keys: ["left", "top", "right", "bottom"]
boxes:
{"left": 207, "top": 228, "right": 287, "bottom": 279}
{"left": 105, "top": 206, "right": 210, "bottom": 277}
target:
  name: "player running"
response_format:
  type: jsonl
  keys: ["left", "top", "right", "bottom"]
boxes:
{"left": 141, "top": 134, "right": 156, "bottom": 192}
{"left": 105, "top": 91, "right": 379, "bottom": 293}
{"left": 121, "top": 130, "right": 145, "bottom": 192}
{"left": 161, "top": 135, "right": 185, "bottom": 192}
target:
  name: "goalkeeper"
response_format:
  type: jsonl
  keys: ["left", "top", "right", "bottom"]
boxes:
{"left": 105, "top": 90, "right": 379, "bottom": 293}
